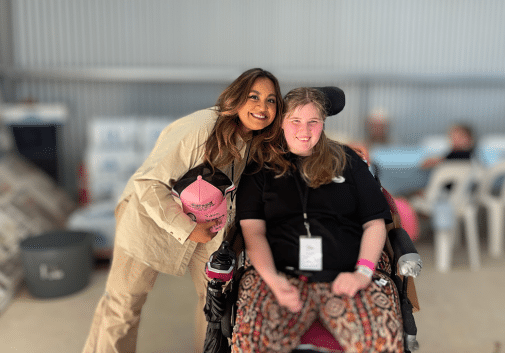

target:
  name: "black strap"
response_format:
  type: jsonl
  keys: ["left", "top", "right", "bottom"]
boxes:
{"left": 224, "top": 141, "right": 251, "bottom": 257}
{"left": 292, "top": 171, "right": 312, "bottom": 237}
{"left": 229, "top": 141, "right": 251, "bottom": 204}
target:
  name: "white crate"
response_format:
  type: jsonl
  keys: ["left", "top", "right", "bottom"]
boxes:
{"left": 84, "top": 149, "right": 142, "bottom": 202}
{"left": 88, "top": 117, "right": 138, "bottom": 151}
{"left": 137, "top": 117, "right": 174, "bottom": 159}
{"left": 67, "top": 200, "right": 117, "bottom": 251}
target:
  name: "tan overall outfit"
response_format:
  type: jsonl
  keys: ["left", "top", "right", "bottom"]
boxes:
{"left": 82, "top": 108, "right": 249, "bottom": 353}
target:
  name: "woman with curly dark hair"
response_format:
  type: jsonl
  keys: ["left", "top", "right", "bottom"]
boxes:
{"left": 83, "top": 68, "right": 283, "bottom": 353}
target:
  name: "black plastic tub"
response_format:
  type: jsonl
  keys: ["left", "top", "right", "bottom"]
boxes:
{"left": 20, "top": 231, "right": 93, "bottom": 298}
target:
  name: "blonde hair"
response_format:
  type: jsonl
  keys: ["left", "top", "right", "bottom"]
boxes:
{"left": 263, "top": 87, "right": 348, "bottom": 188}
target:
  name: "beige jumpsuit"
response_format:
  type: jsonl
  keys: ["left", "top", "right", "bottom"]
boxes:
{"left": 82, "top": 108, "right": 249, "bottom": 353}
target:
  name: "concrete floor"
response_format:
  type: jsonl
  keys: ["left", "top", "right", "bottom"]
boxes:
{"left": 0, "top": 240, "right": 504, "bottom": 353}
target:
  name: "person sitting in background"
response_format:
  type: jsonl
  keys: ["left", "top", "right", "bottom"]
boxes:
{"left": 232, "top": 87, "right": 404, "bottom": 352}
{"left": 365, "top": 107, "right": 390, "bottom": 147}
{"left": 420, "top": 123, "right": 475, "bottom": 170}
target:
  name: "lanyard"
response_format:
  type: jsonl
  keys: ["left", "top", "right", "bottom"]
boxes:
{"left": 229, "top": 141, "right": 251, "bottom": 204}
{"left": 293, "top": 170, "right": 312, "bottom": 238}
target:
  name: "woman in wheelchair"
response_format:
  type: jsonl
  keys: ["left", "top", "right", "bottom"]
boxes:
{"left": 231, "top": 87, "right": 405, "bottom": 352}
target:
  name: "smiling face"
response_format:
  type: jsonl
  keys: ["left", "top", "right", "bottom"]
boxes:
{"left": 236, "top": 77, "right": 277, "bottom": 133}
{"left": 282, "top": 103, "right": 324, "bottom": 156}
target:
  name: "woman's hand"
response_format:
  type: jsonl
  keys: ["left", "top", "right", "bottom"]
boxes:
{"left": 348, "top": 142, "right": 370, "bottom": 166}
{"left": 333, "top": 218, "right": 384, "bottom": 297}
{"left": 331, "top": 271, "right": 371, "bottom": 297}
{"left": 268, "top": 275, "right": 303, "bottom": 313}
{"left": 188, "top": 221, "right": 218, "bottom": 243}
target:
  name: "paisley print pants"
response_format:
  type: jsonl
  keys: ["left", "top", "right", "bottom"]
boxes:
{"left": 231, "top": 253, "right": 404, "bottom": 353}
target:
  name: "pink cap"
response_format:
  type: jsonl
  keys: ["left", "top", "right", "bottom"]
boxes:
{"left": 172, "top": 164, "right": 235, "bottom": 232}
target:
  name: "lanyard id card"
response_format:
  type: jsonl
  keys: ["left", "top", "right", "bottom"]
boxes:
{"left": 293, "top": 170, "right": 324, "bottom": 271}
{"left": 299, "top": 235, "right": 323, "bottom": 271}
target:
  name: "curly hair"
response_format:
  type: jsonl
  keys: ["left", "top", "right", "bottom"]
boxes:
{"left": 204, "top": 68, "right": 284, "bottom": 169}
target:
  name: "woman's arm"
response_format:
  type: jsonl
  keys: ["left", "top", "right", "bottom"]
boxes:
{"left": 357, "top": 218, "right": 387, "bottom": 268}
{"left": 420, "top": 156, "right": 443, "bottom": 169}
{"left": 241, "top": 219, "right": 302, "bottom": 313}
{"left": 133, "top": 109, "right": 219, "bottom": 245}
{"left": 332, "top": 218, "right": 386, "bottom": 297}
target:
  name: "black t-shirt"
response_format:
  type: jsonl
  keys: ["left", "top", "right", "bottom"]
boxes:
{"left": 446, "top": 149, "right": 473, "bottom": 160}
{"left": 236, "top": 146, "right": 392, "bottom": 274}
{"left": 444, "top": 149, "right": 473, "bottom": 190}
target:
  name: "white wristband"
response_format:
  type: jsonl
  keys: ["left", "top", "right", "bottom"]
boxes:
{"left": 356, "top": 265, "right": 373, "bottom": 279}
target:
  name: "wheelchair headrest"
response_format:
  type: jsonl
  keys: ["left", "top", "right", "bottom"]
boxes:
{"left": 314, "top": 86, "right": 345, "bottom": 116}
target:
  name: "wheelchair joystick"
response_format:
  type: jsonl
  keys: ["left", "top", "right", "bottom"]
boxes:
{"left": 205, "top": 241, "right": 236, "bottom": 283}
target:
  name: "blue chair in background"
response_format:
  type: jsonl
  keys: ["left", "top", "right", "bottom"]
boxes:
{"left": 370, "top": 146, "right": 431, "bottom": 196}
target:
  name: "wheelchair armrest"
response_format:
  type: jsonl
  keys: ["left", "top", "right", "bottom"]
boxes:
{"left": 388, "top": 227, "right": 423, "bottom": 278}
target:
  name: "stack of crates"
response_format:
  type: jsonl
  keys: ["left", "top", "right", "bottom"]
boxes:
{"left": 84, "top": 116, "right": 176, "bottom": 203}
{"left": 69, "top": 116, "right": 176, "bottom": 255}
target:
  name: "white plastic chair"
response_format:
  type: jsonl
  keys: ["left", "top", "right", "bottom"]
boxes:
{"left": 410, "top": 161, "right": 482, "bottom": 272}
{"left": 477, "top": 161, "right": 505, "bottom": 258}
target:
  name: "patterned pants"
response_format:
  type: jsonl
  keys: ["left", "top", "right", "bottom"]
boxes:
{"left": 231, "top": 254, "right": 404, "bottom": 353}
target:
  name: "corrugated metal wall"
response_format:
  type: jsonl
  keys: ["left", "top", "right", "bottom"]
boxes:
{"left": 4, "top": 0, "right": 505, "bottom": 196}
{"left": 12, "top": 0, "right": 505, "bottom": 71}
